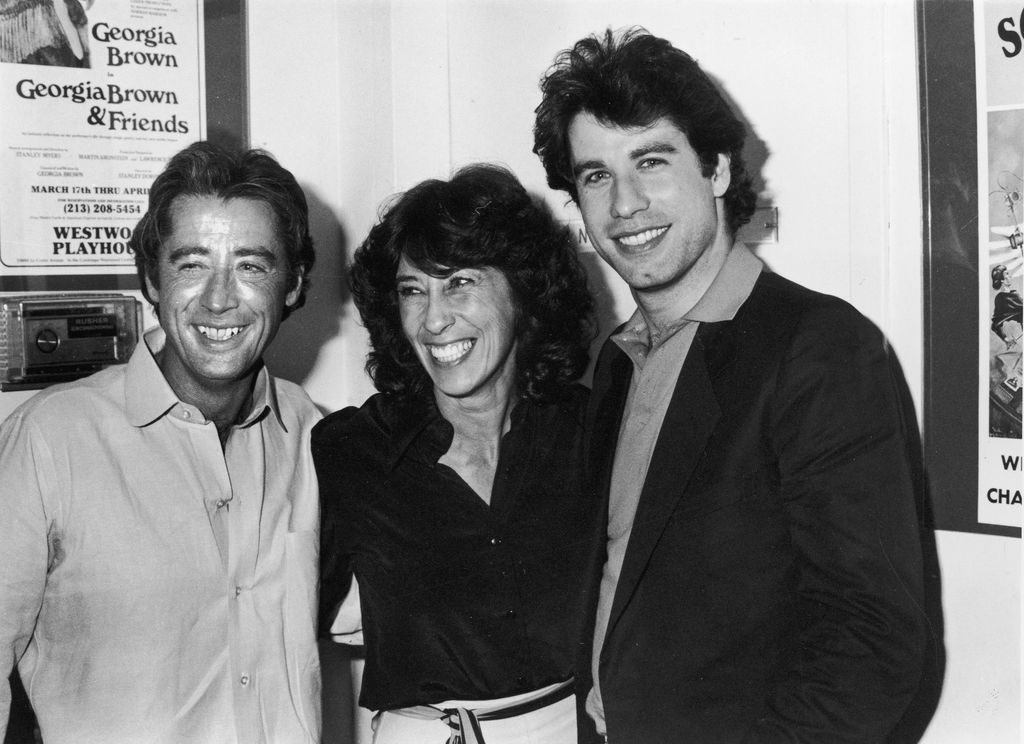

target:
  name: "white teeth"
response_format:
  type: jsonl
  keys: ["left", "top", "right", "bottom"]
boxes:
{"left": 197, "top": 325, "right": 242, "bottom": 341}
{"left": 618, "top": 227, "right": 668, "bottom": 247}
{"left": 429, "top": 340, "right": 473, "bottom": 363}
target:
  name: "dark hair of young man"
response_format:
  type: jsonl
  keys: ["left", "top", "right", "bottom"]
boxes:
{"left": 534, "top": 27, "right": 757, "bottom": 235}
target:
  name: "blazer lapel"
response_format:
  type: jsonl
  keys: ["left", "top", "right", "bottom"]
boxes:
{"left": 605, "top": 333, "right": 721, "bottom": 639}
{"left": 587, "top": 339, "right": 633, "bottom": 499}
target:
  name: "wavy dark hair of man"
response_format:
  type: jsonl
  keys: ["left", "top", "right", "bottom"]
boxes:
{"left": 534, "top": 26, "right": 757, "bottom": 235}
{"left": 130, "top": 140, "right": 315, "bottom": 319}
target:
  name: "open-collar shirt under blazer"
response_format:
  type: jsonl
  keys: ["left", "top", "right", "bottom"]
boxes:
{"left": 587, "top": 244, "right": 762, "bottom": 732}
{"left": 0, "top": 328, "right": 322, "bottom": 744}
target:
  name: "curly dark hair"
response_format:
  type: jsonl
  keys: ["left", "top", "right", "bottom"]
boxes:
{"left": 130, "top": 141, "right": 315, "bottom": 319}
{"left": 534, "top": 27, "right": 757, "bottom": 235}
{"left": 992, "top": 264, "right": 1009, "bottom": 290}
{"left": 350, "top": 163, "right": 595, "bottom": 403}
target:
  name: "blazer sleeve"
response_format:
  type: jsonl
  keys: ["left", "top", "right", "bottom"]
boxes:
{"left": 746, "top": 303, "right": 928, "bottom": 743}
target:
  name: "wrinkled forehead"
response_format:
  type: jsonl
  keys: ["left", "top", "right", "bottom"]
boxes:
{"left": 160, "top": 195, "right": 284, "bottom": 259}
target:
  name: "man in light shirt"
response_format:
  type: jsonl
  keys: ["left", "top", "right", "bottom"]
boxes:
{"left": 534, "top": 28, "right": 933, "bottom": 744}
{"left": 0, "top": 141, "right": 322, "bottom": 743}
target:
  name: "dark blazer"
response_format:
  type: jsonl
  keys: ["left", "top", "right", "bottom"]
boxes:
{"left": 580, "top": 271, "right": 929, "bottom": 744}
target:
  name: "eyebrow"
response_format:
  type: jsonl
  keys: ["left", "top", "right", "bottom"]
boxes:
{"left": 233, "top": 247, "right": 279, "bottom": 265}
{"left": 572, "top": 158, "right": 606, "bottom": 178}
{"left": 572, "top": 140, "right": 681, "bottom": 178}
{"left": 166, "top": 246, "right": 209, "bottom": 263}
{"left": 629, "top": 141, "right": 679, "bottom": 160}
{"left": 165, "top": 246, "right": 279, "bottom": 265}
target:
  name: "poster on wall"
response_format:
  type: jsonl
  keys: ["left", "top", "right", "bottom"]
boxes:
{"left": 0, "top": 0, "right": 205, "bottom": 280}
{"left": 976, "top": 0, "right": 1022, "bottom": 529}
{"left": 919, "top": 0, "right": 1018, "bottom": 536}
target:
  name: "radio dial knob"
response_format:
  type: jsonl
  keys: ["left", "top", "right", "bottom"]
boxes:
{"left": 35, "top": 328, "right": 60, "bottom": 353}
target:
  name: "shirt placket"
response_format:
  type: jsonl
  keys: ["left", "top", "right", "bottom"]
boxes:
{"left": 178, "top": 403, "right": 243, "bottom": 740}
{"left": 224, "top": 420, "right": 267, "bottom": 744}
{"left": 175, "top": 403, "right": 234, "bottom": 573}
{"left": 490, "top": 414, "right": 532, "bottom": 688}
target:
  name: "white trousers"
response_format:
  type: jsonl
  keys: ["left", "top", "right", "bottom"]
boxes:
{"left": 371, "top": 682, "right": 578, "bottom": 744}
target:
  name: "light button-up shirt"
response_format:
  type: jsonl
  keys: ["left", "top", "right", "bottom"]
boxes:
{"left": 0, "top": 328, "right": 322, "bottom": 744}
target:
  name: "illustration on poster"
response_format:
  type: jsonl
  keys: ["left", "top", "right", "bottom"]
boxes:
{"left": 988, "top": 169, "right": 1023, "bottom": 439}
{"left": 0, "top": 0, "right": 94, "bottom": 68}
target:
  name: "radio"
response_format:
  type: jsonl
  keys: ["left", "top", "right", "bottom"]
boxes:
{"left": 0, "top": 293, "right": 141, "bottom": 390}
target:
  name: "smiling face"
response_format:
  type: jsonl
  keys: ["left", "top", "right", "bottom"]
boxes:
{"left": 569, "top": 112, "right": 733, "bottom": 313}
{"left": 145, "top": 195, "right": 301, "bottom": 404}
{"left": 396, "top": 254, "right": 519, "bottom": 406}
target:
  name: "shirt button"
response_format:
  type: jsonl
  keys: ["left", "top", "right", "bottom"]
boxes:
{"left": 234, "top": 586, "right": 242, "bottom": 597}
{"left": 240, "top": 675, "right": 249, "bottom": 686}
{"left": 490, "top": 537, "right": 501, "bottom": 546}
{"left": 506, "top": 609, "right": 516, "bottom": 618}
{"left": 182, "top": 410, "right": 191, "bottom": 419}
{"left": 215, "top": 499, "right": 227, "bottom": 509}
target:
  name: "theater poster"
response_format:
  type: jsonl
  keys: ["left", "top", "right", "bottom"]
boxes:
{"left": 977, "top": 1, "right": 1022, "bottom": 530}
{"left": 0, "top": 0, "right": 205, "bottom": 278}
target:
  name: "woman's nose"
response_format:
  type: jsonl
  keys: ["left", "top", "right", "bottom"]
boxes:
{"left": 423, "top": 293, "right": 455, "bottom": 334}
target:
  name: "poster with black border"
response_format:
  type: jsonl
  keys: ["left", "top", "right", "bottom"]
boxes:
{"left": 976, "top": 0, "right": 1022, "bottom": 529}
{"left": 919, "top": 0, "right": 1019, "bottom": 537}
{"left": 0, "top": 0, "right": 205, "bottom": 278}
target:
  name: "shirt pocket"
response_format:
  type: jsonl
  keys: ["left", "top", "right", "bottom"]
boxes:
{"left": 284, "top": 529, "right": 322, "bottom": 741}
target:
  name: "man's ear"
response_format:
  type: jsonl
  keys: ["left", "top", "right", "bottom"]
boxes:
{"left": 711, "top": 153, "right": 731, "bottom": 197}
{"left": 144, "top": 272, "right": 159, "bottom": 303}
{"left": 285, "top": 271, "right": 304, "bottom": 308}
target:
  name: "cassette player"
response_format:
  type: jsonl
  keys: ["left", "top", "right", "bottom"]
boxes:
{"left": 0, "top": 293, "right": 142, "bottom": 390}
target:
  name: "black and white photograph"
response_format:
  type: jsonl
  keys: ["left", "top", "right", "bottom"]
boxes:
{"left": 0, "top": 2, "right": 1019, "bottom": 744}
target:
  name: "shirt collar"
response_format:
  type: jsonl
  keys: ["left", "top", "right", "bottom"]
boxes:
{"left": 687, "top": 242, "right": 763, "bottom": 323}
{"left": 612, "top": 243, "right": 763, "bottom": 353}
{"left": 385, "top": 395, "right": 453, "bottom": 470}
{"left": 382, "top": 393, "right": 529, "bottom": 470}
{"left": 241, "top": 361, "right": 284, "bottom": 430}
{"left": 125, "top": 326, "right": 284, "bottom": 430}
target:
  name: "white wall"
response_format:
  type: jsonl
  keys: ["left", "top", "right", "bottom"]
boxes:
{"left": 0, "top": 1, "right": 1018, "bottom": 742}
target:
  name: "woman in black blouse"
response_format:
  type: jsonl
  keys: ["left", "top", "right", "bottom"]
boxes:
{"left": 315, "top": 164, "right": 598, "bottom": 743}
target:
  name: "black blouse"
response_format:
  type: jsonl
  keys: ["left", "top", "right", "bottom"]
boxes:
{"left": 314, "top": 385, "right": 598, "bottom": 711}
